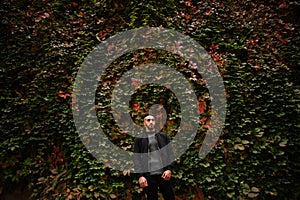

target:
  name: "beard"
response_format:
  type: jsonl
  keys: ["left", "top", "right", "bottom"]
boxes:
{"left": 147, "top": 124, "right": 155, "bottom": 130}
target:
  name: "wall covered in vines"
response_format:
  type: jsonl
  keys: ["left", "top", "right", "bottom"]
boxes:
{"left": 0, "top": 0, "right": 299, "bottom": 199}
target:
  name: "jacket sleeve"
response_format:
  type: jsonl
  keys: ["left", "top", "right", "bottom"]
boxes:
{"left": 160, "top": 133, "right": 175, "bottom": 172}
{"left": 133, "top": 137, "right": 144, "bottom": 177}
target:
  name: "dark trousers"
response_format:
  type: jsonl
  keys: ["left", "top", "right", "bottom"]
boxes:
{"left": 144, "top": 175, "right": 175, "bottom": 200}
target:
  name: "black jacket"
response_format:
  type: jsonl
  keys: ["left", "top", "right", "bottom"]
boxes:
{"left": 133, "top": 132, "right": 175, "bottom": 177}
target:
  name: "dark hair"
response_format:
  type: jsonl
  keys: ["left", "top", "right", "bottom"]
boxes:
{"left": 143, "top": 113, "right": 155, "bottom": 119}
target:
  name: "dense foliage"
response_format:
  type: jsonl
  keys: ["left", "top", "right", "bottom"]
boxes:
{"left": 1, "top": 0, "right": 299, "bottom": 199}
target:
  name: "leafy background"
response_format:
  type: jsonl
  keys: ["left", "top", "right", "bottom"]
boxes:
{"left": 0, "top": 0, "right": 299, "bottom": 199}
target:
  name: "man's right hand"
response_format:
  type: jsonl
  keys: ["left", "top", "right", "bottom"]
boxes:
{"left": 138, "top": 176, "right": 148, "bottom": 188}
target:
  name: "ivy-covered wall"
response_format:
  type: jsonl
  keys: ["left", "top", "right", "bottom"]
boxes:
{"left": 1, "top": 0, "right": 299, "bottom": 199}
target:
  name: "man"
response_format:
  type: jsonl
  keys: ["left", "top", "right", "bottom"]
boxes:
{"left": 134, "top": 114, "right": 175, "bottom": 200}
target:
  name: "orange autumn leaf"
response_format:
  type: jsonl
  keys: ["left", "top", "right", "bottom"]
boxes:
{"left": 198, "top": 100, "right": 207, "bottom": 114}
{"left": 58, "top": 91, "right": 70, "bottom": 99}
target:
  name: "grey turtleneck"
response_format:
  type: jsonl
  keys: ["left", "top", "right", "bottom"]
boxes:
{"left": 148, "top": 132, "right": 163, "bottom": 175}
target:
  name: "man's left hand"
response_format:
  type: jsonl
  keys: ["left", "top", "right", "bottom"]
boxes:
{"left": 161, "top": 170, "right": 172, "bottom": 180}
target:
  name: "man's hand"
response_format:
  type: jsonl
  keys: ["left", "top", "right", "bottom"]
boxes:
{"left": 161, "top": 170, "right": 172, "bottom": 180}
{"left": 138, "top": 176, "right": 148, "bottom": 188}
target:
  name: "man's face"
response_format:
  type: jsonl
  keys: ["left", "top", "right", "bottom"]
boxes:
{"left": 144, "top": 115, "right": 155, "bottom": 132}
